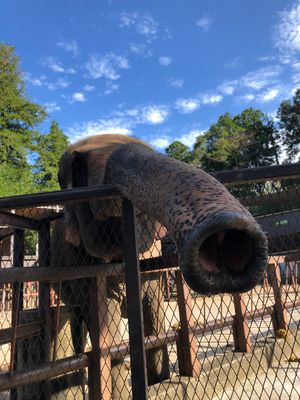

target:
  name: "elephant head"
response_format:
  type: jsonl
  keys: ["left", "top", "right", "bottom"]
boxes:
{"left": 58, "top": 134, "right": 268, "bottom": 295}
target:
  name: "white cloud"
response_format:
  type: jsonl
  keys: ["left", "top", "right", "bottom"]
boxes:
{"left": 26, "top": 74, "right": 70, "bottom": 91}
{"left": 242, "top": 93, "right": 255, "bottom": 102}
{"left": 150, "top": 137, "right": 171, "bottom": 149}
{"left": 104, "top": 81, "right": 119, "bottom": 95}
{"left": 129, "top": 43, "right": 153, "bottom": 58}
{"left": 175, "top": 98, "right": 200, "bottom": 113}
{"left": 46, "top": 78, "right": 70, "bottom": 91}
{"left": 44, "top": 102, "right": 61, "bottom": 113}
{"left": 142, "top": 106, "right": 169, "bottom": 124}
{"left": 68, "top": 119, "right": 132, "bottom": 143}
{"left": 159, "top": 56, "right": 172, "bottom": 66}
{"left": 85, "top": 53, "right": 129, "bottom": 80}
{"left": 178, "top": 129, "right": 204, "bottom": 148}
{"left": 218, "top": 81, "right": 237, "bottom": 95}
{"left": 274, "top": 1, "right": 300, "bottom": 57}
{"left": 67, "top": 103, "right": 169, "bottom": 142}
{"left": 119, "top": 12, "right": 159, "bottom": 42}
{"left": 196, "top": 16, "right": 213, "bottom": 32}
{"left": 44, "top": 57, "right": 65, "bottom": 73}
{"left": 57, "top": 40, "right": 79, "bottom": 56}
{"left": 167, "top": 78, "right": 184, "bottom": 88}
{"left": 201, "top": 94, "right": 223, "bottom": 104}
{"left": 71, "top": 92, "right": 87, "bottom": 102}
{"left": 83, "top": 84, "right": 95, "bottom": 92}
{"left": 241, "top": 67, "right": 282, "bottom": 90}
{"left": 258, "top": 88, "right": 280, "bottom": 102}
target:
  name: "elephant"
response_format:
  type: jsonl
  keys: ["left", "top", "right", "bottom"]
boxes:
{"left": 49, "top": 133, "right": 268, "bottom": 398}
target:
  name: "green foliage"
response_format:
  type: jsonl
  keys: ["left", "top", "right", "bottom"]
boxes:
{"left": 176, "top": 109, "right": 281, "bottom": 172}
{"left": 0, "top": 43, "right": 47, "bottom": 196}
{"left": 165, "top": 141, "right": 195, "bottom": 163}
{"left": 202, "top": 109, "right": 279, "bottom": 171}
{"left": 34, "top": 120, "right": 69, "bottom": 191}
{"left": 277, "top": 88, "right": 300, "bottom": 162}
{"left": 0, "top": 163, "right": 35, "bottom": 196}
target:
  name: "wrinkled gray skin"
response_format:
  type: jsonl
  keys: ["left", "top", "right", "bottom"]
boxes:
{"left": 50, "top": 134, "right": 267, "bottom": 398}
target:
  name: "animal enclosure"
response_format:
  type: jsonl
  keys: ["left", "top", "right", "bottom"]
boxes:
{"left": 0, "top": 163, "right": 299, "bottom": 399}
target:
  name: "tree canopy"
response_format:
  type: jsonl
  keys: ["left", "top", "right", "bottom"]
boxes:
{"left": 167, "top": 108, "right": 284, "bottom": 172}
{"left": 0, "top": 43, "right": 70, "bottom": 196}
{"left": 34, "top": 120, "right": 69, "bottom": 191}
{"left": 277, "top": 88, "right": 300, "bottom": 162}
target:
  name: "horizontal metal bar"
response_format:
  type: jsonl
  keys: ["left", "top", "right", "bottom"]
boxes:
{"left": 0, "top": 227, "right": 15, "bottom": 239}
{"left": 241, "top": 188, "right": 300, "bottom": 208}
{"left": 0, "top": 353, "right": 89, "bottom": 391}
{"left": 0, "top": 212, "right": 41, "bottom": 230}
{"left": 195, "top": 299, "right": 300, "bottom": 336}
{"left": 0, "top": 330, "right": 178, "bottom": 391}
{"left": 212, "top": 163, "right": 300, "bottom": 185}
{"left": 0, "top": 263, "right": 124, "bottom": 284}
{"left": 111, "top": 329, "right": 178, "bottom": 359}
{"left": 0, "top": 321, "right": 42, "bottom": 346}
{"left": 0, "top": 185, "right": 120, "bottom": 209}
{"left": 140, "top": 254, "right": 179, "bottom": 271}
{"left": 257, "top": 209, "right": 300, "bottom": 236}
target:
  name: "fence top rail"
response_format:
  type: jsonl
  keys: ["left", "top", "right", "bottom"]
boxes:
{"left": 0, "top": 184, "right": 120, "bottom": 210}
{"left": 212, "top": 162, "right": 300, "bottom": 185}
{"left": 0, "top": 163, "right": 299, "bottom": 210}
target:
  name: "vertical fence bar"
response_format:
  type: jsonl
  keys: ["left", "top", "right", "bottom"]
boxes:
{"left": 88, "top": 276, "right": 112, "bottom": 400}
{"left": 38, "top": 220, "right": 51, "bottom": 399}
{"left": 10, "top": 229, "right": 24, "bottom": 374}
{"left": 175, "top": 270, "right": 201, "bottom": 377}
{"left": 268, "top": 263, "right": 289, "bottom": 333}
{"left": 232, "top": 293, "right": 251, "bottom": 352}
{"left": 122, "top": 198, "right": 148, "bottom": 400}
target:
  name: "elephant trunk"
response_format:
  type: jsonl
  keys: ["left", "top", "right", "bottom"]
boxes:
{"left": 106, "top": 143, "right": 268, "bottom": 295}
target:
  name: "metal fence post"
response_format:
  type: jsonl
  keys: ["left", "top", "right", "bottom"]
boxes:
{"left": 122, "top": 198, "right": 148, "bottom": 400}
{"left": 175, "top": 270, "right": 201, "bottom": 376}
{"left": 10, "top": 229, "right": 24, "bottom": 400}
{"left": 88, "top": 276, "right": 112, "bottom": 400}
{"left": 38, "top": 220, "right": 51, "bottom": 399}
{"left": 267, "top": 263, "right": 289, "bottom": 333}
{"left": 232, "top": 293, "right": 252, "bottom": 353}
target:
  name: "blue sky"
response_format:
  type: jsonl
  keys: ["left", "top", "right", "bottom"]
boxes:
{"left": 1, "top": 0, "right": 300, "bottom": 150}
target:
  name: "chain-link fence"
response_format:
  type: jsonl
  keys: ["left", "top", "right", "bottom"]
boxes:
{"left": 0, "top": 163, "right": 299, "bottom": 399}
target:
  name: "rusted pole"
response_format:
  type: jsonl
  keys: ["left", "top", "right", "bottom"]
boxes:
{"left": 10, "top": 229, "right": 24, "bottom": 373}
{"left": 175, "top": 270, "right": 201, "bottom": 377}
{"left": 52, "top": 281, "right": 61, "bottom": 362}
{"left": 88, "top": 276, "right": 113, "bottom": 400}
{"left": 268, "top": 263, "right": 289, "bottom": 333}
{"left": 232, "top": 293, "right": 251, "bottom": 352}
{"left": 38, "top": 220, "right": 51, "bottom": 399}
{"left": 122, "top": 198, "right": 148, "bottom": 400}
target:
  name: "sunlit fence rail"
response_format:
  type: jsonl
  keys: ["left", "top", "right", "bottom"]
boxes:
{"left": 0, "top": 163, "right": 299, "bottom": 399}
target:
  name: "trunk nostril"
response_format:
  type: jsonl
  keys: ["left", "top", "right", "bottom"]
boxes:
{"left": 198, "top": 230, "right": 254, "bottom": 275}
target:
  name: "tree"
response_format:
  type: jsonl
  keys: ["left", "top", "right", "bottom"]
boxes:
{"left": 0, "top": 43, "right": 46, "bottom": 195}
{"left": 165, "top": 141, "right": 195, "bottom": 163}
{"left": 34, "top": 121, "right": 69, "bottom": 191}
{"left": 193, "top": 109, "right": 280, "bottom": 172}
{"left": 277, "top": 88, "right": 300, "bottom": 162}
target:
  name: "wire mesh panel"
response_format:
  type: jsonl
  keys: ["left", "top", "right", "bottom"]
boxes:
{"left": 0, "top": 165, "right": 298, "bottom": 399}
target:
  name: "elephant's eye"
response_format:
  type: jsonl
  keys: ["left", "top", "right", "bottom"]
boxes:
{"left": 72, "top": 153, "right": 88, "bottom": 187}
